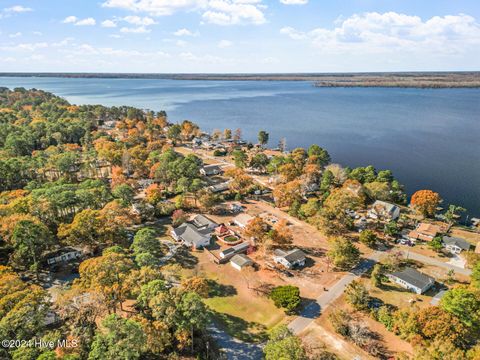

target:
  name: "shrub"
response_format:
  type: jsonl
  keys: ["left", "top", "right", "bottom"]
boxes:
{"left": 269, "top": 285, "right": 301, "bottom": 314}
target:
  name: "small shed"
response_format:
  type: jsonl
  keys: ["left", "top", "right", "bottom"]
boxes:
{"left": 230, "top": 254, "right": 253, "bottom": 271}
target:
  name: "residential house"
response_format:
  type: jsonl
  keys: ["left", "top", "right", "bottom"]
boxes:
{"left": 388, "top": 267, "right": 435, "bottom": 294}
{"left": 46, "top": 247, "right": 85, "bottom": 266}
{"left": 230, "top": 254, "right": 254, "bottom": 271}
{"left": 171, "top": 214, "right": 218, "bottom": 249}
{"left": 208, "top": 181, "right": 231, "bottom": 193}
{"left": 442, "top": 236, "right": 471, "bottom": 254}
{"left": 200, "top": 165, "right": 223, "bottom": 176}
{"left": 408, "top": 223, "right": 447, "bottom": 243}
{"left": 233, "top": 213, "right": 254, "bottom": 229}
{"left": 368, "top": 200, "right": 400, "bottom": 221}
{"left": 273, "top": 248, "right": 306, "bottom": 269}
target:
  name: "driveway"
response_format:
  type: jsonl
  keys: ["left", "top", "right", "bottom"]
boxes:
{"left": 288, "top": 252, "right": 381, "bottom": 334}
{"left": 402, "top": 250, "right": 472, "bottom": 275}
{"left": 209, "top": 325, "right": 264, "bottom": 360}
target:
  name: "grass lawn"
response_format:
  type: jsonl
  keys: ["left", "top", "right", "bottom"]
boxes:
{"left": 188, "top": 254, "right": 287, "bottom": 343}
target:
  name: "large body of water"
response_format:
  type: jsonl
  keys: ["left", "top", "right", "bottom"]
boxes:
{"left": 1, "top": 77, "right": 479, "bottom": 217}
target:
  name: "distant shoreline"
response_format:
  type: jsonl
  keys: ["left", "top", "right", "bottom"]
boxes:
{"left": 1, "top": 71, "right": 480, "bottom": 88}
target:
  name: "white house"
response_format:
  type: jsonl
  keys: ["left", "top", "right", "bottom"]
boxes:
{"left": 46, "top": 247, "right": 84, "bottom": 266}
{"left": 368, "top": 200, "right": 400, "bottom": 221}
{"left": 388, "top": 267, "right": 435, "bottom": 294}
{"left": 442, "top": 236, "right": 471, "bottom": 254}
{"left": 230, "top": 254, "right": 254, "bottom": 271}
{"left": 233, "top": 213, "right": 254, "bottom": 229}
{"left": 273, "top": 248, "right": 306, "bottom": 269}
{"left": 219, "top": 242, "right": 250, "bottom": 260}
{"left": 200, "top": 165, "right": 223, "bottom": 176}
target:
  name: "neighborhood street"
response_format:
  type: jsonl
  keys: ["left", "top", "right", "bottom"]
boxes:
{"left": 288, "top": 252, "right": 381, "bottom": 334}
{"left": 402, "top": 250, "right": 472, "bottom": 276}
{"left": 209, "top": 325, "right": 264, "bottom": 360}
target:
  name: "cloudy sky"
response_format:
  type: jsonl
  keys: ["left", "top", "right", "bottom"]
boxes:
{"left": 0, "top": 0, "right": 479, "bottom": 73}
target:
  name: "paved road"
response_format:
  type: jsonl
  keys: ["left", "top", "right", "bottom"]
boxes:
{"left": 209, "top": 326, "right": 264, "bottom": 360}
{"left": 402, "top": 250, "right": 472, "bottom": 276}
{"left": 288, "top": 252, "right": 381, "bottom": 334}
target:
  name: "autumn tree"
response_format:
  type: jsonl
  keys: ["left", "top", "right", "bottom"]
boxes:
{"left": 327, "top": 237, "right": 360, "bottom": 270}
{"left": 359, "top": 229, "right": 377, "bottom": 248}
{"left": 145, "top": 183, "right": 164, "bottom": 205}
{"left": 307, "top": 144, "right": 331, "bottom": 167}
{"left": 180, "top": 277, "right": 210, "bottom": 298}
{"left": 345, "top": 280, "right": 370, "bottom": 311}
{"left": 75, "top": 249, "right": 135, "bottom": 312}
{"left": 225, "top": 168, "right": 254, "bottom": 196}
{"left": 172, "top": 209, "right": 188, "bottom": 227}
{"left": 273, "top": 180, "right": 302, "bottom": 208}
{"left": 269, "top": 219, "right": 293, "bottom": 247}
{"left": 263, "top": 325, "right": 306, "bottom": 360}
{"left": 244, "top": 216, "right": 269, "bottom": 244}
{"left": 88, "top": 314, "right": 146, "bottom": 360}
{"left": 411, "top": 190, "right": 441, "bottom": 217}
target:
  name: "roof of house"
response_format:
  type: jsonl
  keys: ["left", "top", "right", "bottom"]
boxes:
{"left": 442, "top": 236, "right": 471, "bottom": 250}
{"left": 220, "top": 241, "right": 250, "bottom": 257}
{"left": 191, "top": 214, "right": 218, "bottom": 229}
{"left": 274, "top": 248, "right": 306, "bottom": 263}
{"left": 230, "top": 254, "right": 253, "bottom": 267}
{"left": 371, "top": 200, "right": 399, "bottom": 215}
{"left": 390, "top": 267, "right": 435, "bottom": 289}
{"left": 416, "top": 223, "right": 443, "bottom": 236}
{"left": 202, "top": 164, "right": 222, "bottom": 174}
{"left": 208, "top": 181, "right": 230, "bottom": 193}
{"left": 173, "top": 223, "right": 211, "bottom": 245}
{"left": 233, "top": 213, "right": 254, "bottom": 226}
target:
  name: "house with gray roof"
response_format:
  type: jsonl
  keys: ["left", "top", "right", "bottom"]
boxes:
{"left": 388, "top": 267, "right": 435, "bottom": 294}
{"left": 442, "top": 236, "right": 471, "bottom": 254}
{"left": 273, "top": 248, "right": 306, "bottom": 269}
{"left": 170, "top": 214, "right": 218, "bottom": 249}
{"left": 201, "top": 164, "right": 223, "bottom": 176}
{"left": 219, "top": 241, "right": 250, "bottom": 260}
{"left": 368, "top": 200, "right": 400, "bottom": 221}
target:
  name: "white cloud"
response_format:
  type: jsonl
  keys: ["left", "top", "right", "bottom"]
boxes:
{"left": 281, "top": 12, "right": 480, "bottom": 54}
{"left": 218, "top": 39, "right": 233, "bottom": 48}
{"left": 176, "top": 40, "right": 188, "bottom": 47}
{"left": 174, "top": 28, "right": 198, "bottom": 37}
{"left": 202, "top": 0, "right": 266, "bottom": 25}
{"left": 280, "top": 0, "right": 307, "bottom": 5}
{"left": 123, "top": 15, "right": 156, "bottom": 26}
{"left": 62, "top": 16, "right": 78, "bottom": 24}
{"left": 120, "top": 26, "right": 150, "bottom": 33}
{"left": 4, "top": 5, "right": 33, "bottom": 13}
{"left": 109, "top": 34, "right": 122, "bottom": 38}
{"left": 101, "top": 19, "right": 117, "bottom": 28}
{"left": 32, "top": 31, "right": 43, "bottom": 36}
{"left": 75, "top": 18, "right": 96, "bottom": 26}
{"left": 63, "top": 16, "right": 96, "bottom": 26}
{"left": 9, "top": 32, "right": 22, "bottom": 38}
{"left": 1, "top": 42, "right": 48, "bottom": 52}
{"left": 102, "top": 0, "right": 266, "bottom": 26}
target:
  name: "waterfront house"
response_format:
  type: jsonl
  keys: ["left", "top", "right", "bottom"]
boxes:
{"left": 368, "top": 200, "right": 400, "bottom": 221}
{"left": 442, "top": 236, "right": 471, "bottom": 254}
{"left": 388, "top": 267, "right": 435, "bottom": 294}
{"left": 233, "top": 213, "right": 254, "bottom": 229}
{"left": 408, "top": 223, "right": 446, "bottom": 243}
{"left": 230, "top": 254, "right": 254, "bottom": 271}
{"left": 273, "top": 248, "right": 306, "bottom": 269}
{"left": 200, "top": 164, "right": 223, "bottom": 176}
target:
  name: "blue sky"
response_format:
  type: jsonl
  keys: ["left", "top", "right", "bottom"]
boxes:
{"left": 0, "top": 0, "right": 479, "bottom": 72}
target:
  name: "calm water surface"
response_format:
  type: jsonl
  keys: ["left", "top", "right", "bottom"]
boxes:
{"left": 1, "top": 77, "right": 479, "bottom": 217}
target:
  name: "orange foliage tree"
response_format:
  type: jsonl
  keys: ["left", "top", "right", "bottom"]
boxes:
{"left": 411, "top": 190, "right": 441, "bottom": 217}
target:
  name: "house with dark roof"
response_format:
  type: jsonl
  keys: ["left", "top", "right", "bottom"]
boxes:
{"left": 208, "top": 181, "right": 231, "bottom": 193}
{"left": 273, "top": 248, "right": 306, "bottom": 269}
{"left": 442, "top": 236, "right": 471, "bottom": 254}
{"left": 368, "top": 200, "right": 400, "bottom": 221}
{"left": 170, "top": 214, "right": 218, "bottom": 249}
{"left": 200, "top": 164, "right": 223, "bottom": 176}
{"left": 388, "top": 267, "right": 435, "bottom": 294}
{"left": 219, "top": 241, "right": 250, "bottom": 260}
